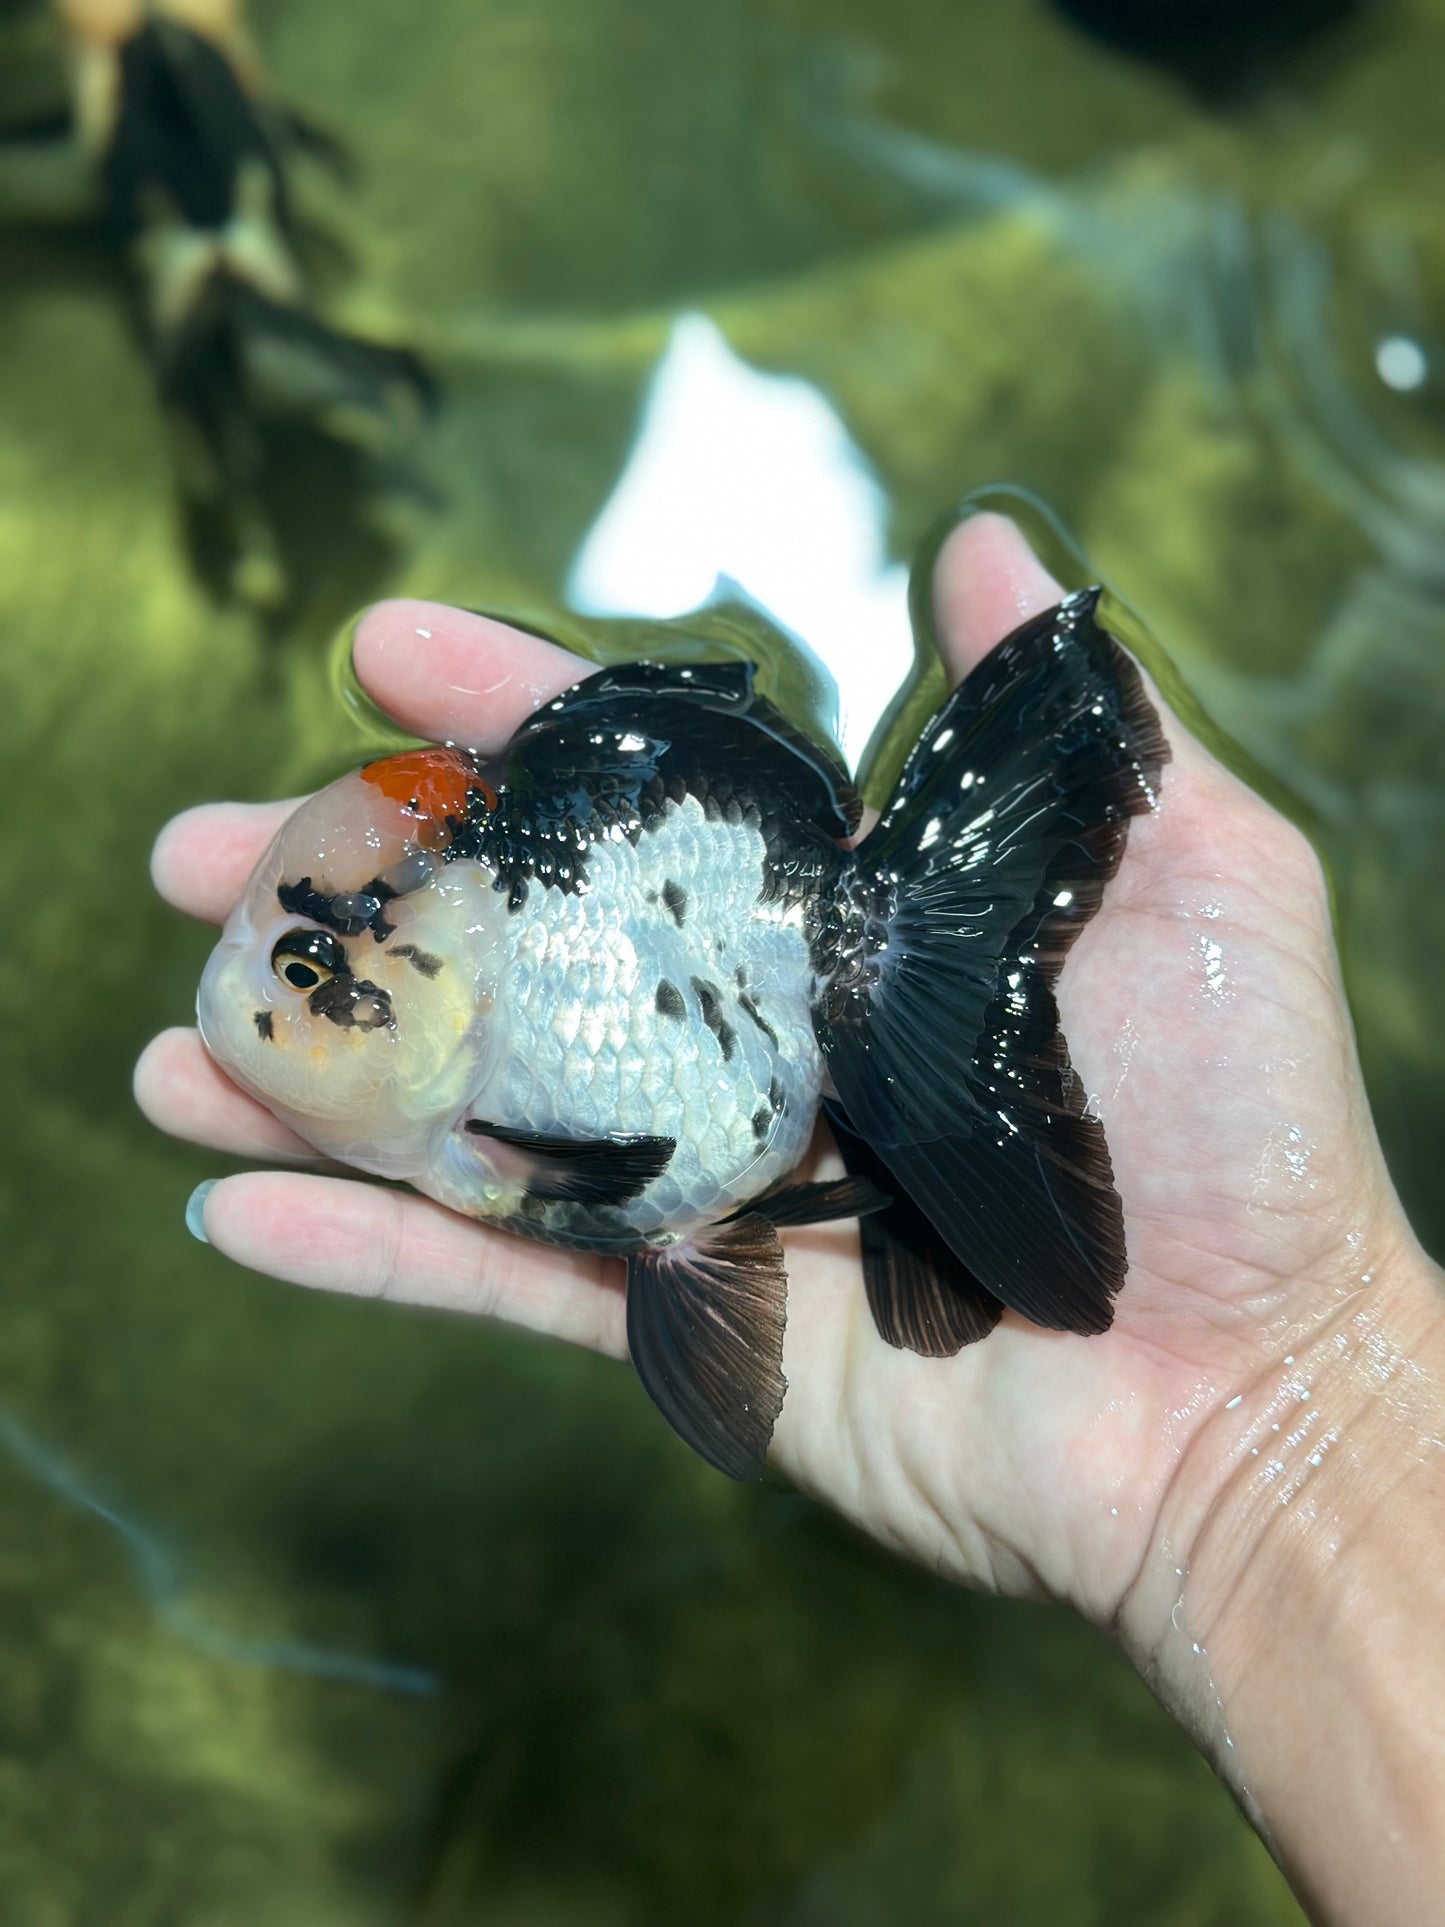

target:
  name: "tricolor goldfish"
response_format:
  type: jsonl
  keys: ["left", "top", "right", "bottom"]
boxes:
{"left": 197, "top": 591, "right": 1167, "bottom": 1476}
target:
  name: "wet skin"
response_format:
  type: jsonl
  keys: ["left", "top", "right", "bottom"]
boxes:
{"left": 137, "top": 513, "right": 1445, "bottom": 1924}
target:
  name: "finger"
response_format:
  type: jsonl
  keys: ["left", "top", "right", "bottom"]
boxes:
{"left": 153, "top": 612, "right": 593, "bottom": 921}
{"left": 930, "top": 510, "right": 1208, "bottom": 779}
{"left": 136, "top": 1028, "right": 318, "bottom": 1161}
{"left": 931, "top": 511, "right": 1064, "bottom": 682}
{"left": 152, "top": 799, "right": 300, "bottom": 923}
{"left": 351, "top": 599, "right": 591, "bottom": 751}
{"left": 191, "top": 1171, "right": 629, "bottom": 1358}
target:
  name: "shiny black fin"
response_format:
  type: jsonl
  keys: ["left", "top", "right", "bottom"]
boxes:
{"left": 828, "top": 1105, "right": 1002, "bottom": 1356}
{"left": 815, "top": 591, "right": 1168, "bottom": 1336}
{"left": 626, "top": 1216, "right": 788, "bottom": 1481}
{"left": 733, "top": 1174, "right": 890, "bottom": 1228}
{"left": 464, "top": 1119, "right": 675, "bottom": 1206}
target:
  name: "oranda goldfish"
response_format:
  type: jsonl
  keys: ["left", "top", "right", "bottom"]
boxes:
{"left": 198, "top": 591, "right": 1167, "bottom": 1477}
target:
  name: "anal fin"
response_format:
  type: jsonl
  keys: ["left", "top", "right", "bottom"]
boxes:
{"left": 626, "top": 1216, "right": 788, "bottom": 1481}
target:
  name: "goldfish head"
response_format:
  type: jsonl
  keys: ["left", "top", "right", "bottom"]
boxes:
{"left": 197, "top": 749, "right": 509, "bottom": 1176}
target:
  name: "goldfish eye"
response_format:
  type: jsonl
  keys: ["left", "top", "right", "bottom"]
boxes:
{"left": 271, "top": 929, "right": 348, "bottom": 993}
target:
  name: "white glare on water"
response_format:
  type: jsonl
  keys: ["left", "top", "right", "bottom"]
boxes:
{"left": 567, "top": 313, "right": 914, "bottom": 769}
{"left": 1374, "top": 334, "right": 1428, "bottom": 392}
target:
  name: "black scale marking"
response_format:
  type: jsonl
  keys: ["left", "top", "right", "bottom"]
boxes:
{"left": 690, "top": 977, "right": 738, "bottom": 1062}
{"left": 655, "top": 979, "right": 686, "bottom": 1020}
{"left": 390, "top": 942, "right": 444, "bottom": 978}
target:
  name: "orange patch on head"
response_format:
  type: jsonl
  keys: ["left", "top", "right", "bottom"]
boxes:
{"left": 360, "top": 747, "right": 479, "bottom": 822}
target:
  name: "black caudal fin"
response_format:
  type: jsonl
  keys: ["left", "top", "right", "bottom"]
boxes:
{"left": 859, "top": 1206, "right": 1004, "bottom": 1354}
{"left": 828, "top": 1105, "right": 1002, "bottom": 1356}
{"left": 814, "top": 591, "right": 1168, "bottom": 1336}
{"left": 626, "top": 1216, "right": 788, "bottom": 1480}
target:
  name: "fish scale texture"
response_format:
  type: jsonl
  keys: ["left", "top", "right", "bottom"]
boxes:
{"left": 471, "top": 793, "right": 822, "bottom": 1242}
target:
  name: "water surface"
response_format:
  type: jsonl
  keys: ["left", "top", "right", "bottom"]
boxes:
{"left": 5, "top": 1, "right": 1444, "bottom": 1918}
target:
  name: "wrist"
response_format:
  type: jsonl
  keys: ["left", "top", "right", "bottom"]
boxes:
{"left": 1120, "top": 1233, "right": 1445, "bottom": 1920}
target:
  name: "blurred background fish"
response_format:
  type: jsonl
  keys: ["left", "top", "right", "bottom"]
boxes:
{"left": 2, "top": 0, "right": 433, "bottom": 606}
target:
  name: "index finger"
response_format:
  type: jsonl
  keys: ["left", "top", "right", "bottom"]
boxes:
{"left": 152, "top": 798, "right": 300, "bottom": 921}
{"left": 351, "top": 599, "right": 590, "bottom": 750}
{"left": 151, "top": 608, "right": 589, "bottom": 924}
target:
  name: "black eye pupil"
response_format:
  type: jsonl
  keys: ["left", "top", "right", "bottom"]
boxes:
{"left": 272, "top": 927, "right": 348, "bottom": 988}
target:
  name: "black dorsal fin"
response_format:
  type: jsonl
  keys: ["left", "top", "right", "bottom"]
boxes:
{"left": 626, "top": 1215, "right": 788, "bottom": 1480}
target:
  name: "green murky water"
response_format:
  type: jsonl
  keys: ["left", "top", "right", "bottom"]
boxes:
{"left": 5, "top": 1, "right": 1445, "bottom": 1918}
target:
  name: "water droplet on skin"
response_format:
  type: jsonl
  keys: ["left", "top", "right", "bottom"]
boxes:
{"left": 415, "top": 626, "right": 432, "bottom": 639}
{"left": 1199, "top": 935, "right": 1229, "bottom": 1000}
{"left": 1225, "top": 1394, "right": 1242, "bottom": 1411}
{"left": 1283, "top": 1126, "right": 1311, "bottom": 1182}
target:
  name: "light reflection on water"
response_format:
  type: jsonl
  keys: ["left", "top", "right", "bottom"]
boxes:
{"left": 567, "top": 312, "right": 912, "bottom": 768}
{"left": 0, "top": 1406, "right": 439, "bottom": 1696}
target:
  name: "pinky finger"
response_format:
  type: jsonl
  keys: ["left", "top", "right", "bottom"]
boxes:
{"left": 190, "top": 1171, "right": 629, "bottom": 1359}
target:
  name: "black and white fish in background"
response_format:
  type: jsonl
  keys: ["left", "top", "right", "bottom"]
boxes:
{"left": 197, "top": 591, "right": 1168, "bottom": 1478}
{"left": 2, "top": 0, "right": 432, "bottom": 606}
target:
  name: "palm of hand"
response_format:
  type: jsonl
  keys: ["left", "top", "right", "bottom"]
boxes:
{"left": 138, "top": 516, "right": 1387, "bottom": 1628}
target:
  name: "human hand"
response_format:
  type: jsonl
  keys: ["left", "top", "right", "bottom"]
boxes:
{"left": 137, "top": 514, "right": 1445, "bottom": 1919}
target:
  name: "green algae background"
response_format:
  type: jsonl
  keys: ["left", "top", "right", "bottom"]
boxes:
{"left": 5, "top": 0, "right": 1445, "bottom": 1918}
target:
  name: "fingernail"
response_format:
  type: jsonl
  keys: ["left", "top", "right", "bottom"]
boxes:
{"left": 185, "top": 1180, "right": 217, "bottom": 1244}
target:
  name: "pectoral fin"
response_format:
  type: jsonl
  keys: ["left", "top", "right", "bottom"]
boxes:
{"left": 463, "top": 1118, "right": 674, "bottom": 1207}
{"left": 626, "top": 1216, "right": 788, "bottom": 1481}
